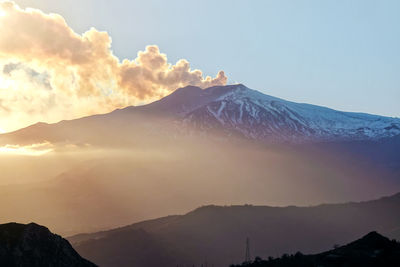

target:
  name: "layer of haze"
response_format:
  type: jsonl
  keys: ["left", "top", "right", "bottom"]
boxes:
{"left": 12, "top": 0, "right": 400, "bottom": 119}
{"left": 0, "top": 111, "right": 398, "bottom": 235}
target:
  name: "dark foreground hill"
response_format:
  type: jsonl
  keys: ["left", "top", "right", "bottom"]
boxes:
{"left": 232, "top": 231, "right": 400, "bottom": 267}
{"left": 0, "top": 222, "right": 96, "bottom": 267}
{"left": 68, "top": 192, "right": 400, "bottom": 267}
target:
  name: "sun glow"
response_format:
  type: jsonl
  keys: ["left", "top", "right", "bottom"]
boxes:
{"left": 0, "top": 142, "right": 53, "bottom": 156}
{"left": 0, "top": 75, "right": 13, "bottom": 88}
{"left": 0, "top": 8, "right": 5, "bottom": 18}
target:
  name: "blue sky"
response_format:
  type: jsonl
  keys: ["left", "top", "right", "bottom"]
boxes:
{"left": 15, "top": 0, "right": 400, "bottom": 117}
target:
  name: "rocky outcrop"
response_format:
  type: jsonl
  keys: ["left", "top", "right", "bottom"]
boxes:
{"left": 0, "top": 222, "right": 96, "bottom": 267}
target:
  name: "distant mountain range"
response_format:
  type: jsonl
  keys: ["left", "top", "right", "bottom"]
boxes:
{"left": 0, "top": 222, "right": 96, "bottom": 267}
{"left": 68, "top": 192, "right": 400, "bottom": 267}
{"left": 232, "top": 231, "right": 400, "bottom": 267}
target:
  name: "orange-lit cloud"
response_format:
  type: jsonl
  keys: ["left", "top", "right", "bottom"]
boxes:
{"left": 0, "top": 1, "right": 227, "bottom": 132}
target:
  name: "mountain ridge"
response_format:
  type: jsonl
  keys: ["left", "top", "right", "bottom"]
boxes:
{"left": 68, "top": 191, "right": 400, "bottom": 267}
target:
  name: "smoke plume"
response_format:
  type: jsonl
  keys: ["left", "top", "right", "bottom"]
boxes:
{"left": 0, "top": 1, "right": 227, "bottom": 132}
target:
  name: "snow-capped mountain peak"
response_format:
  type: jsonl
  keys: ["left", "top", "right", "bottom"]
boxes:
{"left": 146, "top": 84, "right": 400, "bottom": 142}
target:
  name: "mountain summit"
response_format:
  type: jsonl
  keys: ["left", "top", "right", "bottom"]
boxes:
{"left": 132, "top": 84, "right": 400, "bottom": 142}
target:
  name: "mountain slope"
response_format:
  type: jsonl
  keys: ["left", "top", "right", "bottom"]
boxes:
{"left": 232, "top": 231, "right": 400, "bottom": 267}
{"left": 0, "top": 222, "right": 96, "bottom": 267}
{"left": 69, "top": 192, "right": 400, "bottom": 267}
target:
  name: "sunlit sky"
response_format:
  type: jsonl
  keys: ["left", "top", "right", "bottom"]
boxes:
{"left": 1, "top": 0, "right": 399, "bottom": 132}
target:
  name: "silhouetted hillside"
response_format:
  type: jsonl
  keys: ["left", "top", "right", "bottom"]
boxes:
{"left": 0, "top": 222, "right": 96, "bottom": 267}
{"left": 231, "top": 231, "right": 400, "bottom": 267}
{"left": 69, "top": 192, "right": 400, "bottom": 267}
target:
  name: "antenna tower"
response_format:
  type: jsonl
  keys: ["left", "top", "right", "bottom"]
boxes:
{"left": 245, "top": 237, "right": 251, "bottom": 263}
